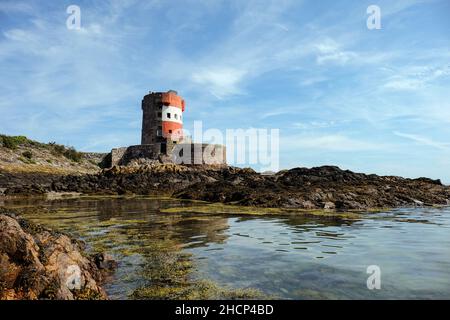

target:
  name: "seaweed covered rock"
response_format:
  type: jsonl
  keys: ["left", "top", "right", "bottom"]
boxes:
{"left": 1, "top": 165, "right": 449, "bottom": 210}
{"left": 0, "top": 211, "right": 109, "bottom": 300}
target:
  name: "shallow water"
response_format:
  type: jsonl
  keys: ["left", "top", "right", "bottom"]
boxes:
{"left": 2, "top": 196, "right": 450, "bottom": 299}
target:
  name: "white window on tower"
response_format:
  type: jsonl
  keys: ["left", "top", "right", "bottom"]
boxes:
{"left": 174, "top": 114, "right": 178, "bottom": 120}
{"left": 167, "top": 113, "right": 171, "bottom": 119}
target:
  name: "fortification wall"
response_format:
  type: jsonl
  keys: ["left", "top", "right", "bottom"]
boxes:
{"left": 172, "top": 143, "right": 226, "bottom": 165}
{"left": 111, "top": 144, "right": 161, "bottom": 166}
{"left": 110, "top": 143, "right": 226, "bottom": 167}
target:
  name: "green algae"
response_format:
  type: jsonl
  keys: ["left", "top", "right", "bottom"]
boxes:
{"left": 7, "top": 200, "right": 264, "bottom": 300}
{"left": 130, "top": 243, "right": 264, "bottom": 300}
{"left": 159, "top": 203, "right": 362, "bottom": 220}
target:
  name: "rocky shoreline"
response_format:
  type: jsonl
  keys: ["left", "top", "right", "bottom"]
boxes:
{"left": 0, "top": 208, "right": 116, "bottom": 300}
{"left": 1, "top": 164, "right": 449, "bottom": 210}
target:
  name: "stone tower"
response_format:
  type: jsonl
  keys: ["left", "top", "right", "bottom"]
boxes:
{"left": 141, "top": 90, "right": 185, "bottom": 145}
{"left": 110, "top": 90, "right": 226, "bottom": 167}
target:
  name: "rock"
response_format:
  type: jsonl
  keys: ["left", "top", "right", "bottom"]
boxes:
{"left": 1, "top": 165, "right": 450, "bottom": 211}
{"left": 323, "top": 202, "right": 336, "bottom": 210}
{"left": 300, "top": 200, "right": 317, "bottom": 209}
{"left": 92, "top": 253, "right": 118, "bottom": 271}
{"left": 0, "top": 212, "right": 108, "bottom": 300}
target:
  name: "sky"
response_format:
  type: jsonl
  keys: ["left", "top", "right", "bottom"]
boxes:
{"left": 0, "top": 0, "right": 449, "bottom": 181}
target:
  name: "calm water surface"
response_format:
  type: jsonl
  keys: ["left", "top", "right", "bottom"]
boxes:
{"left": 2, "top": 196, "right": 450, "bottom": 299}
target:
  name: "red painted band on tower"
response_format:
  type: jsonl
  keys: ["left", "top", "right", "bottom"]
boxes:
{"left": 161, "top": 92, "right": 185, "bottom": 111}
{"left": 162, "top": 121, "right": 183, "bottom": 139}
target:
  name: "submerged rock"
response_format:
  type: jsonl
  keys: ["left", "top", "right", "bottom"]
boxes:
{"left": 0, "top": 210, "right": 111, "bottom": 300}
{"left": 92, "top": 253, "right": 118, "bottom": 271}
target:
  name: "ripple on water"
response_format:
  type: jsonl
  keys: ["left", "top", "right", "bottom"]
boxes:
{"left": 5, "top": 197, "right": 450, "bottom": 299}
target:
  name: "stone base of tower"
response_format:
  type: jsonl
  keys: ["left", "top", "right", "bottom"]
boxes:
{"left": 110, "top": 143, "right": 226, "bottom": 167}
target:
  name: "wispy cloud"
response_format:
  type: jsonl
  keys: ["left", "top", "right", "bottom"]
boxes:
{"left": 0, "top": 0, "right": 449, "bottom": 180}
{"left": 282, "top": 134, "right": 383, "bottom": 152}
{"left": 394, "top": 131, "right": 450, "bottom": 150}
{"left": 191, "top": 67, "right": 247, "bottom": 99}
{"left": 315, "top": 39, "right": 358, "bottom": 65}
{"left": 0, "top": 1, "right": 34, "bottom": 14}
{"left": 384, "top": 65, "right": 450, "bottom": 91}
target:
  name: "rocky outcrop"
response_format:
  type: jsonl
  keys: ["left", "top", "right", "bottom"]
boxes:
{"left": 174, "top": 166, "right": 450, "bottom": 210}
{"left": 0, "top": 210, "right": 112, "bottom": 300}
{"left": 1, "top": 165, "right": 449, "bottom": 210}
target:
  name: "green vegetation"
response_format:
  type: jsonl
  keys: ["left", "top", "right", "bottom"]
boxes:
{"left": 160, "top": 203, "right": 363, "bottom": 219}
{"left": 0, "top": 135, "right": 29, "bottom": 150}
{"left": 48, "top": 142, "right": 83, "bottom": 162}
{"left": 15, "top": 204, "right": 265, "bottom": 300}
{"left": 64, "top": 147, "right": 83, "bottom": 162}
{"left": 0, "top": 134, "right": 49, "bottom": 150}
{"left": 22, "top": 151, "right": 33, "bottom": 159}
{"left": 0, "top": 134, "right": 83, "bottom": 162}
{"left": 18, "top": 156, "right": 36, "bottom": 164}
{"left": 130, "top": 245, "right": 264, "bottom": 300}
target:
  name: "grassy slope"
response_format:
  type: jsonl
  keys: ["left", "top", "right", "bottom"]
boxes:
{"left": 0, "top": 134, "right": 106, "bottom": 174}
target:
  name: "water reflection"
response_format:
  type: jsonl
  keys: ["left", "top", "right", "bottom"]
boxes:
{"left": 3, "top": 196, "right": 450, "bottom": 299}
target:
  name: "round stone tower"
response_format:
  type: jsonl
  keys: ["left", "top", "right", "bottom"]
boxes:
{"left": 141, "top": 90, "right": 185, "bottom": 145}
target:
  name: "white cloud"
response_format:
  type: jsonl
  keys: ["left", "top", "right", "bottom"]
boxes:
{"left": 299, "top": 76, "right": 328, "bottom": 86}
{"left": 191, "top": 67, "right": 247, "bottom": 99}
{"left": 317, "top": 51, "right": 358, "bottom": 65}
{"left": 314, "top": 38, "right": 358, "bottom": 65}
{"left": 394, "top": 131, "right": 450, "bottom": 150}
{"left": 282, "top": 134, "right": 382, "bottom": 151}
{"left": 293, "top": 121, "right": 338, "bottom": 129}
{"left": 0, "top": 2, "right": 33, "bottom": 14}
{"left": 380, "top": 0, "right": 435, "bottom": 16}
{"left": 384, "top": 65, "right": 450, "bottom": 91}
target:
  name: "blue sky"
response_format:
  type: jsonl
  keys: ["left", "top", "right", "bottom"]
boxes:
{"left": 0, "top": 0, "right": 449, "bottom": 181}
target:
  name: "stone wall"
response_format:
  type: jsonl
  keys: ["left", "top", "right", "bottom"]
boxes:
{"left": 172, "top": 143, "right": 226, "bottom": 165}
{"left": 111, "top": 147, "right": 127, "bottom": 166}
{"left": 111, "top": 144, "right": 161, "bottom": 166}
{"left": 110, "top": 143, "right": 226, "bottom": 167}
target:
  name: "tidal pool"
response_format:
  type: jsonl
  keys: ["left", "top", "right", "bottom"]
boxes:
{"left": 2, "top": 196, "right": 450, "bottom": 299}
